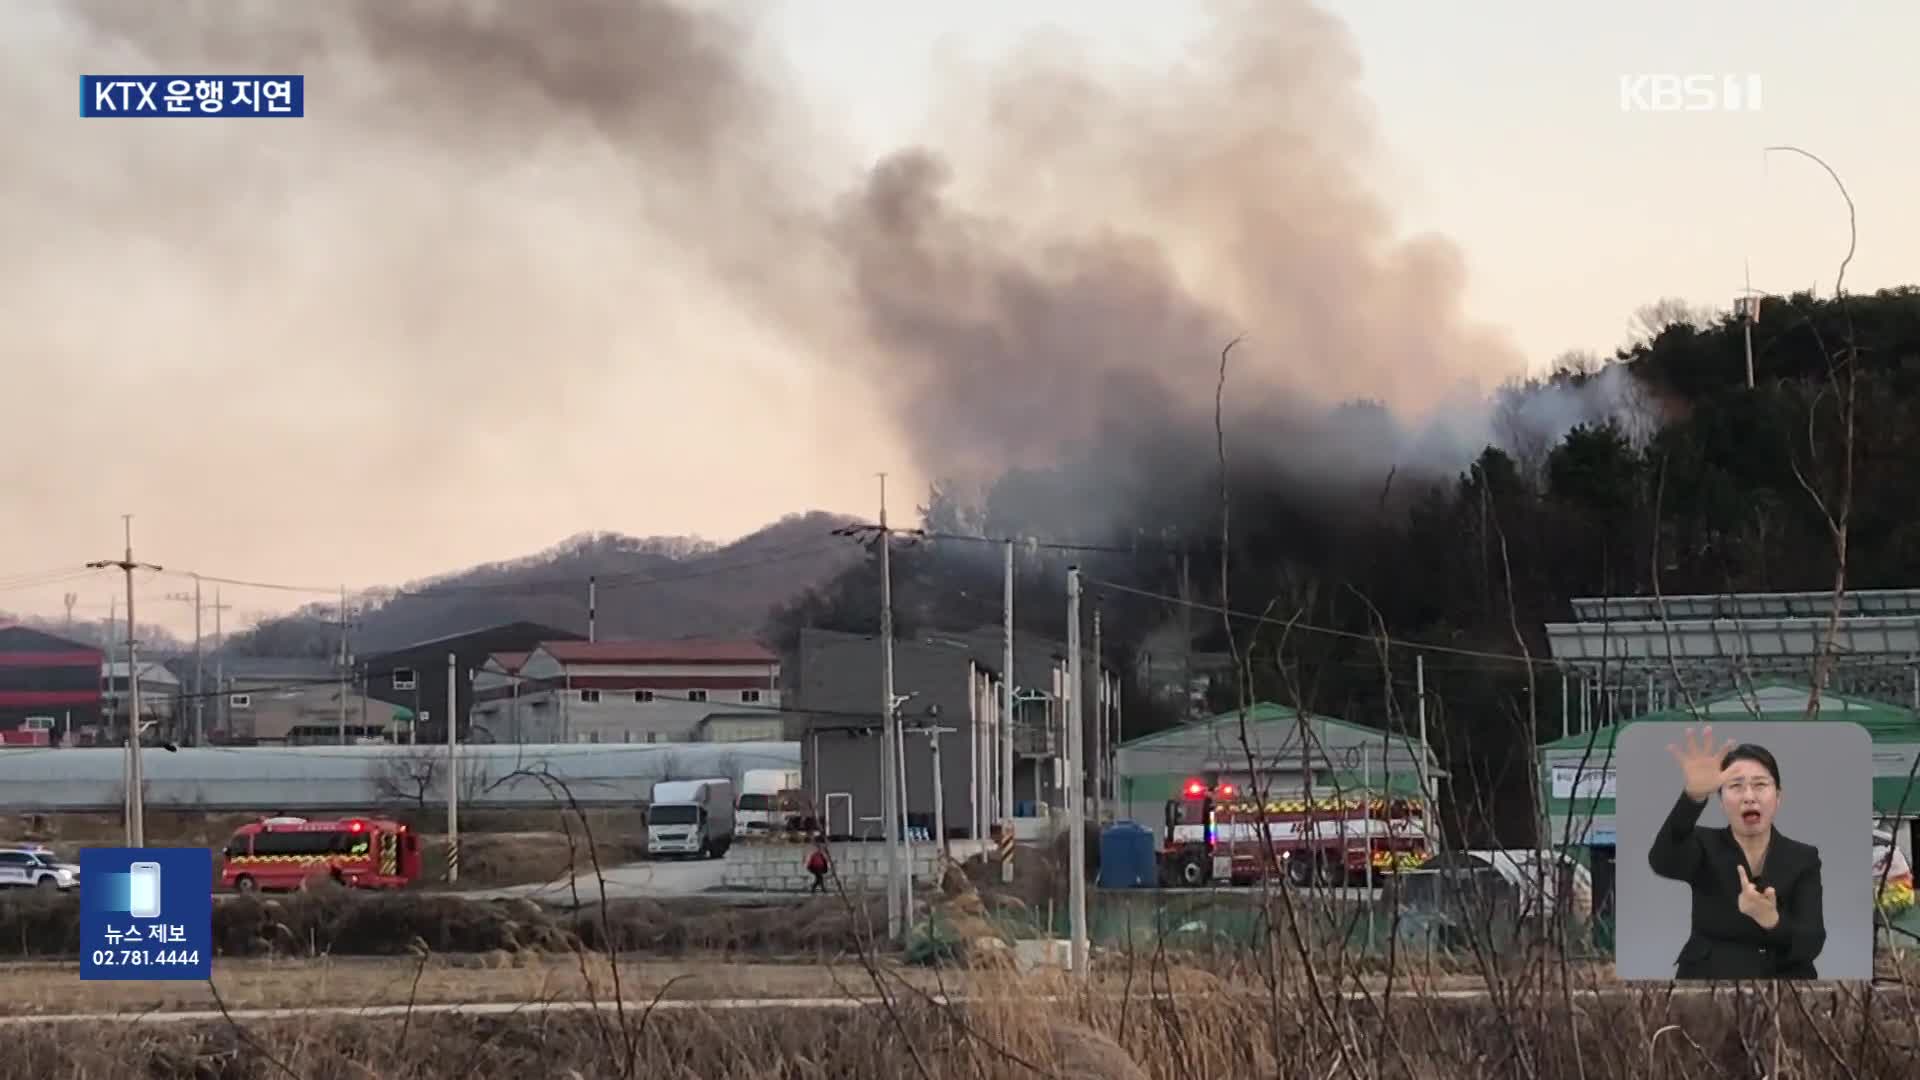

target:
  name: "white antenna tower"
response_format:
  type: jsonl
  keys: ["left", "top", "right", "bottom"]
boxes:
{"left": 1735, "top": 259, "right": 1765, "bottom": 390}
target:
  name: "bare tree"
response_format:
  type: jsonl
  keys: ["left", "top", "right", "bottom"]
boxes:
{"left": 370, "top": 744, "right": 490, "bottom": 811}
{"left": 1550, "top": 348, "right": 1605, "bottom": 377}
{"left": 1626, "top": 296, "right": 1717, "bottom": 347}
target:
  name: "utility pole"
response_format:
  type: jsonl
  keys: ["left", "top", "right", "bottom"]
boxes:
{"left": 967, "top": 660, "right": 981, "bottom": 843}
{"left": 1001, "top": 540, "right": 1015, "bottom": 824}
{"left": 1179, "top": 550, "right": 1194, "bottom": 719}
{"left": 162, "top": 582, "right": 205, "bottom": 745}
{"left": 62, "top": 592, "right": 76, "bottom": 636}
{"left": 1111, "top": 671, "right": 1124, "bottom": 816}
{"left": 191, "top": 576, "right": 202, "bottom": 745}
{"left": 338, "top": 585, "right": 350, "bottom": 745}
{"left": 210, "top": 589, "right": 230, "bottom": 741}
{"left": 878, "top": 473, "right": 902, "bottom": 939}
{"left": 104, "top": 597, "right": 117, "bottom": 742}
{"left": 1091, "top": 607, "right": 1103, "bottom": 823}
{"left": 1416, "top": 654, "right": 1430, "bottom": 808}
{"left": 87, "top": 515, "right": 161, "bottom": 848}
{"left": 1065, "top": 566, "right": 1089, "bottom": 977}
{"left": 918, "top": 723, "right": 956, "bottom": 858}
{"left": 446, "top": 651, "right": 460, "bottom": 883}
{"left": 588, "top": 576, "right": 597, "bottom": 642}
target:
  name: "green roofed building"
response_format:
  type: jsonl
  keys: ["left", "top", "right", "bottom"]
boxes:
{"left": 1114, "top": 702, "right": 1444, "bottom": 829}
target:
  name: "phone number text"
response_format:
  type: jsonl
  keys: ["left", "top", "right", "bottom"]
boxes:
{"left": 88, "top": 949, "right": 202, "bottom": 966}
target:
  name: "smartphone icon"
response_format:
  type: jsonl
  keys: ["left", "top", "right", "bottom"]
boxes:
{"left": 127, "top": 862, "right": 162, "bottom": 919}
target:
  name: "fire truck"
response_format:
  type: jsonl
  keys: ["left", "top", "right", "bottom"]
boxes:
{"left": 220, "top": 816, "right": 421, "bottom": 893}
{"left": 1159, "top": 779, "right": 1431, "bottom": 888}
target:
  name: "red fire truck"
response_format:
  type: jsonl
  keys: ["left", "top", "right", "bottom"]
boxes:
{"left": 220, "top": 816, "right": 421, "bottom": 892}
{"left": 1158, "top": 779, "right": 1431, "bottom": 888}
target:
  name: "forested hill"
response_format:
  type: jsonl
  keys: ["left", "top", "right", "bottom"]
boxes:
{"left": 768, "top": 288, "right": 1920, "bottom": 838}
{"left": 228, "top": 511, "right": 864, "bottom": 657}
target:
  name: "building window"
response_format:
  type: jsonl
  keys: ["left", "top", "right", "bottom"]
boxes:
{"left": 634, "top": 690, "right": 654, "bottom": 703}
{"left": 741, "top": 689, "right": 762, "bottom": 703}
{"left": 580, "top": 689, "right": 601, "bottom": 704}
{"left": 229, "top": 694, "right": 252, "bottom": 709}
{"left": 686, "top": 689, "right": 708, "bottom": 703}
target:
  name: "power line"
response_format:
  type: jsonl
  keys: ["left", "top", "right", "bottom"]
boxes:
{"left": 1079, "top": 574, "right": 1561, "bottom": 669}
{"left": 836, "top": 523, "right": 1184, "bottom": 557}
{"left": 0, "top": 568, "right": 111, "bottom": 594}
{"left": 159, "top": 538, "right": 856, "bottom": 603}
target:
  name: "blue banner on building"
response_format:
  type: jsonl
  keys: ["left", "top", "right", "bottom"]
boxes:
{"left": 80, "top": 76, "right": 304, "bottom": 117}
{"left": 79, "top": 848, "right": 212, "bottom": 980}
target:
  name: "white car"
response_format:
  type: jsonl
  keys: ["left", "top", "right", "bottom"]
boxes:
{"left": 0, "top": 846, "right": 78, "bottom": 891}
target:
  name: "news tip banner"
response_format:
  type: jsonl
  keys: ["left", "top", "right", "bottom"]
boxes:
{"left": 80, "top": 75, "right": 304, "bottom": 117}
{"left": 79, "top": 848, "right": 212, "bottom": 981}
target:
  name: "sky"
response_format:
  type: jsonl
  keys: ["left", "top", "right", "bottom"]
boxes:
{"left": 1, "top": 0, "right": 1914, "bottom": 640}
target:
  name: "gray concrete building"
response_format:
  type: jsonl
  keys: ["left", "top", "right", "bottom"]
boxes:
{"left": 795, "top": 627, "right": 1116, "bottom": 841}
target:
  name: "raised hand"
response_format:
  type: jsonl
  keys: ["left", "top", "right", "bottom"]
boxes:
{"left": 1737, "top": 865, "right": 1780, "bottom": 929}
{"left": 1667, "top": 726, "right": 1737, "bottom": 801}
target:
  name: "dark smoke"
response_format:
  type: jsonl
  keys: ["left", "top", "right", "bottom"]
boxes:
{"left": 800, "top": 0, "right": 1541, "bottom": 532}
{"left": 16, "top": 0, "right": 1598, "bottom": 558}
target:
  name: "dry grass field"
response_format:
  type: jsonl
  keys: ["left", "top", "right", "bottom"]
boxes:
{"left": 7, "top": 963, "right": 1917, "bottom": 1078}
{"left": 5, "top": 821, "right": 1915, "bottom": 1076}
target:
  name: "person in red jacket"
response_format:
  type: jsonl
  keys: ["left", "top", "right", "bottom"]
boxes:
{"left": 806, "top": 840, "right": 830, "bottom": 894}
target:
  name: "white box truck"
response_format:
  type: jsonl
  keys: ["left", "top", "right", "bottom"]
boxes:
{"left": 737, "top": 768, "right": 802, "bottom": 833}
{"left": 647, "top": 778, "right": 736, "bottom": 859}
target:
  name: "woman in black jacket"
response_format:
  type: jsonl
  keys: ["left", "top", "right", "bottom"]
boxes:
{"left": 1647, "top": 726, "right": 1825, "bottom": 979}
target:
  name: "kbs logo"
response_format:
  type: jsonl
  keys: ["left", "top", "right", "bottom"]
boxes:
{"left": 1619, "top": 73, "right": 1762, "bottom": 113}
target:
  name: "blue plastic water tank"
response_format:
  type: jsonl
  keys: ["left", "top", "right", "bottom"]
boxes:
{"left": 1097, "top": 821, "right": 1156, "bottom": 889}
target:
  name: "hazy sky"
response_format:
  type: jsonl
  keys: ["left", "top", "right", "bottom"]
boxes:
{"left": 2, "top": 0, "right": 1914, "bottom": 639}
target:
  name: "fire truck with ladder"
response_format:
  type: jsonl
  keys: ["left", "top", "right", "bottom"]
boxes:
{"left": 1159, "top": 778, "right": 1431, "bottom": 887}
{"left": 220, "top": 815, "right": 421, "bottom": 893}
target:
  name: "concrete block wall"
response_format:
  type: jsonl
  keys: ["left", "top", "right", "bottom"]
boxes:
{"left": 722, "top": 842, "right": 943, "bottom": 892}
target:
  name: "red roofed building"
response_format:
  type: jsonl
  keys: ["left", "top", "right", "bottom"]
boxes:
{"left": 0, "top": 625, "right": 104, "bottom": 735}
{"left": 471, "top": 639, "right": 782, "bottom": 744}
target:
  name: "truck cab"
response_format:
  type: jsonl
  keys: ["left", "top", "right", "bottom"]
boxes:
{"left": 646, "top": 777, "right": 736, "bottom": 859}
{"left": 646, "top": 801, "right": 711, "bottom": 858}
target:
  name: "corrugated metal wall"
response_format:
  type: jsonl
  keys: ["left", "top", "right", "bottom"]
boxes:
{"left": 0, "top": 741, "right": 800, "bottom": 812}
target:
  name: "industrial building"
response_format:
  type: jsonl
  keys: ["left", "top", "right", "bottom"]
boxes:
{"left": 0, "top": 626, "right": 102, "bottom": 735}
{"left": 360, "top": 621, "right": 582, "bottom": 743}
{"left": 795, "top": 626, "right": 1117, "bottom": 841}
{"left": 100, "top": 660, "right": 179, "bottom": 737}
{"left": 470, "top": 638, "right": 783, "bottom": 744}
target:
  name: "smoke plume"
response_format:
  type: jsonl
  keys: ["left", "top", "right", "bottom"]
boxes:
{"left": 0, "top": 0, "right": 1593, "bottom": 594}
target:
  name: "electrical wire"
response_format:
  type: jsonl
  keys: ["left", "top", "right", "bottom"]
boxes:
{"left": 0, "top": 567, "right": 110, "bottom": 594}
{"left": 159, "top": 537, "right": 857, "bottom": 602}
{"left": 838, "top": 523, "right": 1186, "bottom": 557}
{"left": 1079, "top": 574, "right": 1562, "bottom": 669}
